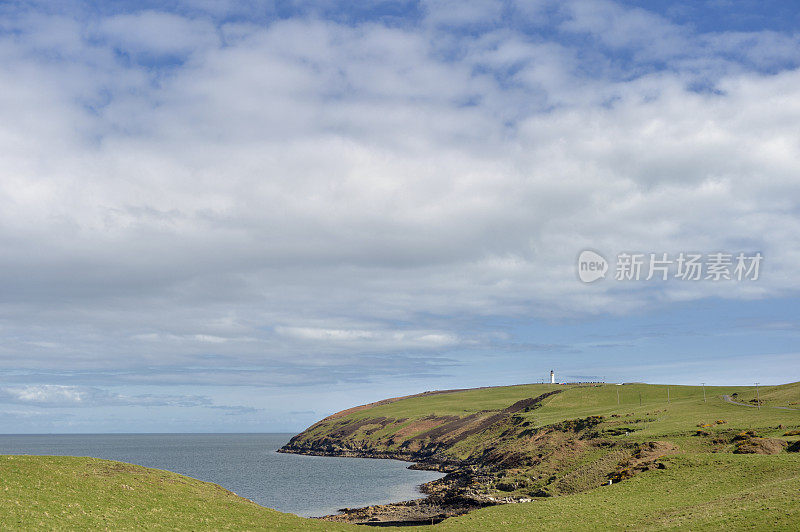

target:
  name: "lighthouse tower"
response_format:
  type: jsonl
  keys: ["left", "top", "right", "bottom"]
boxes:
{"left": 550, "top": 370, "right": 555, "bottom": 384}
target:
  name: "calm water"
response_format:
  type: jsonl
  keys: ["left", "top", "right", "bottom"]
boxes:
{"left": 0, "top": 433, "right": 443, "bottom": 517}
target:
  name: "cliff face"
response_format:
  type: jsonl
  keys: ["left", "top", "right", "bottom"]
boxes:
{"left": 280, "top": 391, "right": 565, "bottom": 466}
{"left": 280, "top": 382, "right": 800, "bottom": 525}
{"left": 278, "top": 387, "right": 656, "bottom": 524}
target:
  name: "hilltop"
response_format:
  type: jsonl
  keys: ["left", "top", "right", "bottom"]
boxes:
{"left": 281, "top": 381, "right": 800, "bottom": 526}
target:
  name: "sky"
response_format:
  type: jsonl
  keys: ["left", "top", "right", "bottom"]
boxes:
{"left": 1, "top": 0, "right": 799, "bottom": 433}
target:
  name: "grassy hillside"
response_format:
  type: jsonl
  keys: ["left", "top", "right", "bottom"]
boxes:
{"left": 0, "top": 455, "right": 353, "bottom": 531}
{"left": 430, "top": 453, "right": 800, "bottom": 531}
{"left": 284, "top": 381, "right": 800, "bottom": 525}
{"left": 3, "top": 382, "right": 798, "bottom": 530}
{"left": 287, "top": 382, "right": 800, "bottom": 460}
{"left": 311, "top": 382, "right": 797, "bottom": 425}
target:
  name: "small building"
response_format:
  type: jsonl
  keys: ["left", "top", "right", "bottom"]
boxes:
{"left": 550, "top": 370, "right": 555, "bottom": 384}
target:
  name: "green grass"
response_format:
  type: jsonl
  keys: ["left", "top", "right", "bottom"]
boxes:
{"left": 428, "top": 453, "right": 800, "bottom": 531}
{"left": 349, "top": 384, "right": 563, "bottom": 419}
{"left": 3, "top": 382, "right": 799, "bottom": 530}
{"left": 289, "top": 380, "right": 800, "bottom": 527}
{"left": 729, "top": 383, "right": 800, "bottom": 408}
{"left": 298, "top": 382, "right": 800, "bottom": 451}
{"left": 5, "top": 452, "right": 799, "bottom": 530}
{"left": 532, "top": 383, "right": 799, "bottom": 439}
{"left": 336, "top": 382, "right": 798, "bottom": 427}
{"left": 0, "top": 455, "right": 354, "bottom": 531}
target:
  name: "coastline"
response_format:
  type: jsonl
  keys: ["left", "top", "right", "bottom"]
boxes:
{"left": 278, "top": 444, "right": 507, "bottom": 525}
{"left": 0, "top": 433, "right": 443, "bottom": 520}
{"left": 274, "top": 388, "right": 663, "bottom": 525}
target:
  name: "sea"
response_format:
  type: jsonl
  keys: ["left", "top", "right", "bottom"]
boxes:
{"left": 0, "top": 433, "right": 444, "bottom": 517}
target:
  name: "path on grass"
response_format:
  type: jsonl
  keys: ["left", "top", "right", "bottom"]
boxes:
{"left": 722, "top": 395, "right": 800, "bottom": 411}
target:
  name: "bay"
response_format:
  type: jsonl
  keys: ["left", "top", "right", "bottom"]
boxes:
{"left": 0, "top": 433, "right": 444, "bottom": 517}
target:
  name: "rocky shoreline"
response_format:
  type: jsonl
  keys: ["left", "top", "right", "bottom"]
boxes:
{"left": 277, "top": 446, "right": 527, "bottom": 525}
{"left": 277, "top": 390, "right": 670, "bottom": 525}
{"left": 276, "top": 391, "right": 569, "bottom": 524}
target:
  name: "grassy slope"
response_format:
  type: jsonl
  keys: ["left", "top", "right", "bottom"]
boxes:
{"left": 287, "top": 381, "right": 800, "bottom": 528}
{"left": 296, "top": 382, "right": 800, "bottom": 451}
{"left": 340, "top": 382, "right": 797, "bottom": 423}
{"left": 0, "top": 455, "right": 354, "bottom": 531}
{"left": 349, "top": 384, "right": 565, "bottom": 419}
{"left": 431, "top": 453, "right": 800, "bottom": 531}
{"left": 292, "top": 383, "right": 799, "bottom": 464}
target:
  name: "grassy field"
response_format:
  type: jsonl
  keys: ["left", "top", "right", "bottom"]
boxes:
{"left": 345, "top": 382, "right": 797, "bottom": 427}
{"left": 2, "top": 382, "right": 799, "bottom": 530}
{"left": 0, "top": 455, "right": 352, "bottom": 531}
{"left": 430, "top": 453, "right": 800, "bottom": 531}
{"left": 3, "top": 453, "right": 798, "bottom": 531}
{"left": 348, "top": 384, "right": 565, "bottom": 419}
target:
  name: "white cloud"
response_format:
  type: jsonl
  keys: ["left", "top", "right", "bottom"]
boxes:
{"left": 276, "top": 327, "right": 379, "bottom": 341}
{"left": 93, "top": 11, "right": 219, "bottom": 56}
{"left": 275, "top": 326, "right": 460, "bottom": 348}
{"left": 0, "top": 384, "right": 220, "bottom": 408}
{"left": 194, "top": 334, "right": 228, "bottom": 343}
{"left": 560, "top": 0, "right": 689, "bottom": 58}
{"left": 2, "top": 385, "right": 87, "bottom": 405}
{"left": 0, "top": 2, "right": 798, "bottom": 383}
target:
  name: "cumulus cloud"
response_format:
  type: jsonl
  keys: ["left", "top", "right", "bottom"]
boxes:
{"left": 0, "top": 0, "right": 798, "bottom": 398}
{"left": 93, "top": 11, "right": 220, "bottom": 57}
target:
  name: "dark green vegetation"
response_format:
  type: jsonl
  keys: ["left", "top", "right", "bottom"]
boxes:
{"left": 283, "top": 381, "right": 800, "bottom": 527}
{"left": 2, "top": 382, "right": 798, "bottom": 530}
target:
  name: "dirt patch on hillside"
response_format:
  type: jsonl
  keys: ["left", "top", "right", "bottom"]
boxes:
{"left": 502, "top": 391, "right": 561, "bottom": 413}
{"left": 404, "top": 391, "right": 564, "bottom": 448}
{"left": 327, "top": 417, "right": 393, "bottom": 438}
{"left": 733, "top": 437, "right": 788, "bottom": 455}
{"left": 609, "top": 441, "right": 679, "bottom": 482}
{"left": 84, "top": 461, "right": 143, "bottom": 478}
{"left": 634, "top": 441, "right": 679, "bottom": 461}
{"left": 394, "top": 416, "right": 459, "bottom": 438}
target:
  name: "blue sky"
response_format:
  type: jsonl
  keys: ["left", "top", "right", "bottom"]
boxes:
{"left": 1, "top": 0, "right": 799, "bottom": 433}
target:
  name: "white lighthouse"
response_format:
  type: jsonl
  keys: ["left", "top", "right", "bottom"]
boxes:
{"left": 550, "top": 370, "right": 555, "bottom": 384}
